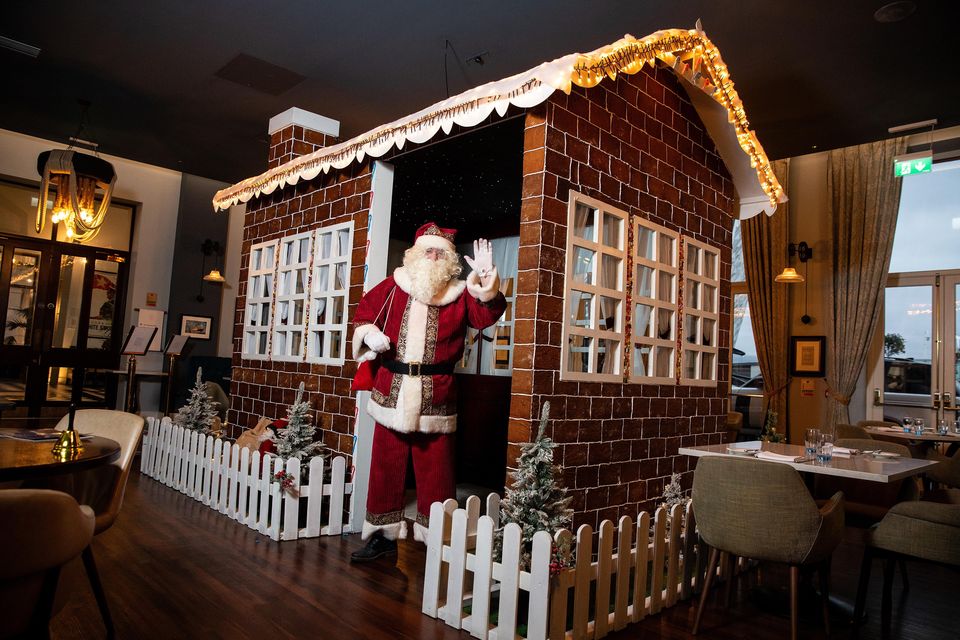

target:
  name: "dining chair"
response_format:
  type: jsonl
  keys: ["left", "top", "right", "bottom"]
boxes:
{"left": 923, "top": 449, "right": 960, "bottom": 490}
{"left": 54, "top": 408, "right": 144, "bottom": 638}
{"left": 814, "top": 438, "right": 918, "bottom": 523}
{"left": 0, "top": 489, "right": 95, "bottom": 640}
{"left": 836, "top": 423, "right": 872, "bottom": 440}
{"left": 853, "top": 500, "right": 960, "bottom": 632}
{"left": 691, "top": 456, "right": 845, "bottom": 640}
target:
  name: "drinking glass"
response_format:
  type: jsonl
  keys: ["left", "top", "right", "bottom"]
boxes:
{"left": 804, "top": 428, "right": 820, "bottom": 456}
{"left": 817, "top": 433, "right": 834, "bottom": 464}
{"left": 902, "top": 416, "right": 914, "bottom": 433}
{"left": 914, "top": 417, "right": 925, "bottom": 435}
{"left": 939, "top": 419, "right": 950, "bottom": 436}
{"left": 954, "top": 419, "right": 960, "bottom": 435}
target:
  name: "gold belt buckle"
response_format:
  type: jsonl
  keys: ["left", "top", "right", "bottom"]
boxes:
{"left": 408, "top": 361, "right": 421, "bottom": 377}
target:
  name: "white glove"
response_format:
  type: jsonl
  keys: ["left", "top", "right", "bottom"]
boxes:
{"left": 357, "top": 349, "right": 379, "bottom": 362}
{"left": 464, "top": 238, "right": 495, "bottom": 278}
{"left": 363, "top": 330, "right": 391, "bottom": 354}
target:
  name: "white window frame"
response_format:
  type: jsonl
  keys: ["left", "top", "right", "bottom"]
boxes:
{"left": 307, "top": 221, "right": 354, "bottom": 365}
{"left": 560, "top": 191, "right": 627, "bottom": 383}
{"left": 271, "top": 231, "right": 313, "bottom": 362}
{"left": 680, "top": 237, "right": 720, "bottom": 386}
{"left": 242, "top": 240, "right": 278, "bottom": 360}
{"left": 629, "top": 218, "right": 680, "bottom": 384}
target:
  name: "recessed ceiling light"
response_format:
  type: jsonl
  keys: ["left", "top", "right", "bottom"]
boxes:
{"left": 874, "top": 1, "right": 917, "bottom": 23}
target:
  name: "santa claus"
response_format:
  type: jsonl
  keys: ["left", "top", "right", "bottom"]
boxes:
{"left": 350, "top": 222, "right": 506, "bottom": 562}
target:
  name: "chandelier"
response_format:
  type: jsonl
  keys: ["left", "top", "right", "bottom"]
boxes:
{"left": 36, "top": 148, "right": 116, "bottom": 243}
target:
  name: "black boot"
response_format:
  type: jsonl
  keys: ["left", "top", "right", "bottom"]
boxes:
{"left": 350, "top": 532, "right": 397, "bottom": 563}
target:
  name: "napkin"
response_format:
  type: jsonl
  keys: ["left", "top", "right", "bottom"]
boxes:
{"left": 756, "top": 451, "right": 807, "bottom": 463}
{"left": 832, "top": 446, "right": 855, "bottom": 457}
{"left": 876, "top": 426, "right": 905, "bottom": 432}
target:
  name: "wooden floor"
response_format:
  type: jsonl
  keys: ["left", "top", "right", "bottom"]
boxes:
{"left": 50, "top": 472, "right": 958, "bottom": 639}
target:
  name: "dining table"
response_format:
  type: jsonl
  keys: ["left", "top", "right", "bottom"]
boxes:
{"left": 679, "top": 440, "right": 939, "bottom": 483}
{"left": 864, "top": 425, "right": 960, "bottom": 457}
{"left": 0, "top": 429, "right": 121, "bottom": 482}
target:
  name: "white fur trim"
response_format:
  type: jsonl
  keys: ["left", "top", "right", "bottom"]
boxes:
{"left": 353, "top": 323, "right": 381, "bottom": 361}
{"left": 413, "top": 522, "right": 429, "bottom": 544}
{"left": 414, "top": 234, "right": 456, "bottom": 253}
{"left": 393, "top": 267, "right": 465, "bottom": 306}
{"left": 366, "top": 399, "right": 458, "bottom": 433}
{"left": 362, "top": 518, "right": 407, "bottom": 541}
{"left": 466, "top": 267, "right": 501, "bottom": 303}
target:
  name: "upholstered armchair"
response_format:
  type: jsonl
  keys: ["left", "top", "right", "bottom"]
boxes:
{"left": 0, "top": 490, "right": 95, "bottom": 639}
{"left": 691, "top": 456, "right": 845, "bottom": 640}
{"left": 854, "top": 500, "right": 960, "bottom": 631}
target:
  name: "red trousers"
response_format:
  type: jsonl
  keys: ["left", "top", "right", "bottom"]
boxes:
{"left": 366, "top": 422, "right": 455, "bottom": 528}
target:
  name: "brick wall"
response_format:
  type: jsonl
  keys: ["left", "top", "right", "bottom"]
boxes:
{"left": 268, "top": 125, "right": 338, "bottom": 169}
{"left": 227, "top": 164, "right": 372, "bottom": 460}
{"left": 511, "top": 64, "right": 736, "bottom": 531}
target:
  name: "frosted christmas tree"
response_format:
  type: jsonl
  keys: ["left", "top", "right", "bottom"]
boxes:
{"left": 274, "top": 382, "right": 327, "bottom": 483}
{"left": 174, "top": 367, "right": 218, "bottom": 435}
{"left": 497, "top": 401, "right": 573, "bottom": 570}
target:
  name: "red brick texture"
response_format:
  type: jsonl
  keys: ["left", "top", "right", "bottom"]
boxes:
{"left": 509, "top": 64, "right": 736, "bottom": 532}
{"left": 268, "top": 125, "right": 338, "bottom": 169}
{"left": 227, "top": 163, "right": 372, "bottom": 461}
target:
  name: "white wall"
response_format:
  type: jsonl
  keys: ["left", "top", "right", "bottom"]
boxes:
{"left": 218, "top": 203, "right": 245, "bottom": 358}
{"left": 0, "top": 128, "right": 183, "bottom": 413}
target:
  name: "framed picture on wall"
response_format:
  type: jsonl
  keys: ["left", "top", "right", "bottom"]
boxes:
{"left": 790, "top": 336, "right": 826, "bottom": 377}
{"left": 180, "top": 315, "right": 212, "bottom": 340}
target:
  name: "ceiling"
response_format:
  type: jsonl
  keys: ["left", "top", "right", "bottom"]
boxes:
{"left": 2, "top": 1, "right": 955, "bottom": 185}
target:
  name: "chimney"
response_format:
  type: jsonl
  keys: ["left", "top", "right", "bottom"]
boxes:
{"left": 267, "top": 107, "right": 340, "bottom": 168}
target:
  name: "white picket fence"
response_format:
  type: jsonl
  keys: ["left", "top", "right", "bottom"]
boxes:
{"left": 422, "top": 496, "right": 703, "bottom": 640}
{"left": 140, "top": 416, "right": 354, "bottom": 541}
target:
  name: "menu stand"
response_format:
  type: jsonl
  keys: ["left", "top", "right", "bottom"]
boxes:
{"left": 119, "top": 325, "right": 158, "bottom": 413}
{"left": 163, "top": 335, "right": 190, "bottom": 415}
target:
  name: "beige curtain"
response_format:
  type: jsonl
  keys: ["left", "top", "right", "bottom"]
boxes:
{"left": 742, "top": 159, "right": 791, "bottom": 434}
{"left": 825, "top": 137, "right": 907, "bottom": 426}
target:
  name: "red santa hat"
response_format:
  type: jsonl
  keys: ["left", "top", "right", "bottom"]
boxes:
{"left": 413, "top": 221, "right": 457, "bottom": 253}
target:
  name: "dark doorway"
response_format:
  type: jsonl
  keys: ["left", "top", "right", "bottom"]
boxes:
{"left": 387, "top": 115, "right": 523, "bottom": 493}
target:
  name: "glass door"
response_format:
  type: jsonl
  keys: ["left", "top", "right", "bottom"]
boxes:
{"left": 869, "top": 270, "right": 960, "bottom": 427}
{"left": 0, "top": 237, "right": 127, "bottom": 416}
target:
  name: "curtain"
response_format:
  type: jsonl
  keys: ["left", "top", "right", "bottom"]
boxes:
{"left": 456, "top": 236, "right": 519, "bottom": 376}
{"left": 742, "top": 159, "right": 791, "bottom": 433}
{"left": 824, "top": 137, "right": 907, "bottom": 426}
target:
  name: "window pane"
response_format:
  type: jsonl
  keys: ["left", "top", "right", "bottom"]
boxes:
{"left": 636, "top": 227, "right": 654, "bottom": 259}
{"left": 633, "top": 345, "right": 651, "bottom": 376}
{"left": 685, "top": 315, "right": 698, "bottom": 344}
{"left": 658, "top": 234, "right": 675, "bottom": 266}
{"left": 573, "top": 203, "right": 596, "bottom": 241}
{"left": 702, "top": 285, "right": 716, "bottom": 313}
{"left": 599, "top": 254, "right": 620, "bottom": 289}
{"left": 731, "top": 220, "right": 744, "bottom": 282}
{"left": 635, "top": 303, "right": 653, "bottom": 337}
{"left": 702, "top": 318, "right": 716, "bottom": 347}
{"left": 598, "top": 297, "right": 619, "bottom": 331}
{"left": 701, "top": 352, "right": 715, "bottom": 380}
{"left": 570, "top": 291, "right": 593, "bottom": 327}
{"left": 688, "top": 281, "right": 700, "bottom": 309}
{"left": 883, "top": 285, "right": 932, "bottom": 397}
{"left": 657, "top": 272, "right": 674, "bottom": 302}
{"left": 568, "top": 335, "right": 591, "bottom": 373}
{"left": 47, "top": 367, "right": 74, "bottom": 401}
{"left": 602, "top": 213, "right": 621, "bottom": 249}
{"left": 597, "top": 338, "right": 619, "bottom": 374}
{"left": 688, "top": 245, "right": 701, "bottom": 275}
{"left": 889, "top": 160, "right": 960, "bottom": 272}
{"left": 52, "top": 255, "right": 85, "bottom": 349}
{"left": 331, "top": 296, "right": 344, "bottom": 325}
{"left": 656, "top": 309, "right": 673, "bottom": 340}
{"left": 655, "top": 346, "right": 672, "bottom": 377}
{"left": 635, "top": 266, "right": 653, "bottom": 298}
{"left": 5, "top": 249, "right": 40, "bottom": 346}
{"left": 704, "top": 252, "right": 717, "bottom": 280}
{"left": 732, "top": 294, "right": 757, "bottom": 382}
{"left": 683, "top": 350, "right": 698, "bottom": 379}
{"left": 573, "top": 247, "right": 595, "bottom": 284}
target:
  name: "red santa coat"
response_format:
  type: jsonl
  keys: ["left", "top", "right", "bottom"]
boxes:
{"left": 352, "top": 266, "right": 506, "bottom": 434}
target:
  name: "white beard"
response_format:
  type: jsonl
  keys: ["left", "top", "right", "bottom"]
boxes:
{"left": 403, "top": 246, "right": 462, "bottom": 303}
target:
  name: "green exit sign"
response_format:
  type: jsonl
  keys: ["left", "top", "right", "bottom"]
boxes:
{"left": 894, "top": 155, "right": 932, "bottom": 177}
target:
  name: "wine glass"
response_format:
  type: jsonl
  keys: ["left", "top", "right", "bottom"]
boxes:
{"left": 939, "top": 419, "right": 950, "bottom": 436}
{"left": 902, "top": 416, "right": 914, "bottom": 433}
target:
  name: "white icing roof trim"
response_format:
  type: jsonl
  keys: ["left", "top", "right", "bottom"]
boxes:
{"left": 214, "top": 27, "right": 784, "bottom": 219}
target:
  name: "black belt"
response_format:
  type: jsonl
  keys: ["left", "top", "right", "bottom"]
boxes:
{"left": 382, "top": 360, "right": 454, "bottom": 377}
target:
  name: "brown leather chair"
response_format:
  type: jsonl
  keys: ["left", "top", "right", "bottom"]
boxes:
{"left": 0, "top": 489, "right": 95, "bottom": 639}
{"left": 54, "top": 409, "right": 144, "bottom": 637}
{"left": 836, "top": 423, "right": 872, "bottom": 440}
{"left": 691, "top": 456, "right": 845, "bottom": 640}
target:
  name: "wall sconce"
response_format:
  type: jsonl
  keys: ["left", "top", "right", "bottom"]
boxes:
{"left": 776, "top": 241, "right": 813, "bottom": 324}
{"left": 196, "top": 239, "right": 224, "bottom": 302}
